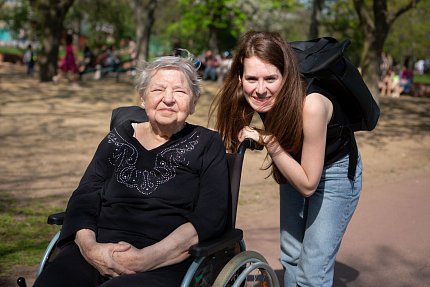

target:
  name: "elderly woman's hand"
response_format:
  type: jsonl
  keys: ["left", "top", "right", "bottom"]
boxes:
{"left": 112, "top": 244, "right": 151, "bottom": 272}
{"left": 75, "top": 229, "right": 136, "bottom": 277}
{"left": 113, "top": 222, "right": 198, "bottom": 272}
{"left": 238, "top": 126, "right": 282, "bottom": 158}
{"left": 238, "top": 126, "right": 263, "bottom": 144}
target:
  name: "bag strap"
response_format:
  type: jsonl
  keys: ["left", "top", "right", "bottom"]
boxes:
{"left": 302, "top": 38, "right": 330, "bottom": 55}
{"left": 291, "top": 37, "right": 330, "bottom": 53}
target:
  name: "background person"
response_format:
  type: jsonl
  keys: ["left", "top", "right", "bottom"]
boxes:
{"left": 53, "top": 33, "right": 79, "bottom": 87}
{"left": 203, "top": 50, "right": 220, "bottom": 81}
{"left": 23, "top": 44, "right": 35, "bottom": 76}
{"left": 211, "top": 30, "right": 362, "bottom": 287}
{"left": 34, "top": 55, "right": 229, "bottom": 287}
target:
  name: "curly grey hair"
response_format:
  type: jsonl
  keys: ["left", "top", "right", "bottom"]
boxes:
{"left": 135, "top": 55, "right": 201, "bottom": 102}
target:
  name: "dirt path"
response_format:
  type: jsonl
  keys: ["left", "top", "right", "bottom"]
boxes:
{"left": 1, "top": 62, "right": 430, "bottom": 286}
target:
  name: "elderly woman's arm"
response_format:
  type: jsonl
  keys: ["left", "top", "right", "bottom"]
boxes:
{"left": 113, "top": 130, "right": 229, "bottom": 272}
{"left": 112, "top": 222, "right": 198, "bottom": 272}
{"left": 63, "top": 134, "right": 136, "bottom": 277}
{"left": 75, "top": 229, "right": 136, "bottom": 277}
{"left": 59, "top": 135, "right": 114, "bottom": 246}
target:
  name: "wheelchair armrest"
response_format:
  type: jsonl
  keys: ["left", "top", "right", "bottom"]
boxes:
{"left": 189, "top": 228, "right": 243, "bottom": 257}
{"left": 47, "top": 212, "right": 65, "bottom": 225}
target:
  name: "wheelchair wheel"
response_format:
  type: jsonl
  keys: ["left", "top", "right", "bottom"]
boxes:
{"left": 212, "top": 250, "right": 280, "bottom": 287}
{"left": 182, "top": 242, "right": 242, "bottom": 287}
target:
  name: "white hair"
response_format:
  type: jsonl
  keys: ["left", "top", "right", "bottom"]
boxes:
{"left": 135, "top": 54, "right": 201, "bottom": 101}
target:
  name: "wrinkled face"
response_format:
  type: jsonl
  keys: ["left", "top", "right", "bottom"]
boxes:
{"left": 242, "top": 56, "right": 283, "bottom": 113}
{"left": 142, "top": 68, "right": 196, "bottom": 129}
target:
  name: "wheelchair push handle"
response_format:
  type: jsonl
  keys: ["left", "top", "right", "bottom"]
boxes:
{"left": 237, "top": 138, "right": 263, "bottom": 155}
{"left": 17, "top": 277, "right": 27, "bottom": 287}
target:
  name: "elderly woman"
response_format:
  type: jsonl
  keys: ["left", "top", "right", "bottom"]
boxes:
{"left": 34, "top": 55, "right": 229, "bottom": 287}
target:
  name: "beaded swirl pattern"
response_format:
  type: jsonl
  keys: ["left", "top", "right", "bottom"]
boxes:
{"left": 108, "top": 129, "right": 199, "bottom": 195}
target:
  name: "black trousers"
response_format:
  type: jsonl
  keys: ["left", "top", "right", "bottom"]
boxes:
{"left": 33, "top": 243, "right": 191, "bottom": 287}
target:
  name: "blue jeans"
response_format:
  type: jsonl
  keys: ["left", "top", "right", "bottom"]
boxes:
{"left": 280, "top": 154, "right": 362, "bottom": 287}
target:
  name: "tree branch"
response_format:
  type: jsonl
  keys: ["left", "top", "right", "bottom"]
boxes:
{"left": 353, "top": 0, "right": 375, "bottom": 32}
{"left": 388, "top": 0, "right": 421, "bottom": 26}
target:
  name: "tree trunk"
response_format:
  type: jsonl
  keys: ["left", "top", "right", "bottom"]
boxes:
{"left": 30, "top": 0, "right": 74, "bottom": 82}
{"left": 208, "top": 26, "right": 219, "bottom": 54}
{"left": 309, "top": 0, "right": 325, "bottom": 39}
{"left": 360, "top": 32, "right": 385, "bottom": 103}
{"left": 353, "top": 0, "right": 420, "bottom": 104}
{"left": 128, "top": 0, "right": 158, "bottom": 62}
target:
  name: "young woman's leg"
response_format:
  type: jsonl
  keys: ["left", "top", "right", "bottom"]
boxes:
{"left": 280, "top": 155, "right": 362, "bottom": 287}
{"left": 297, "top": 155, "right": 362, "bottom": 286}
{"left": 279, "top": 183, "right": 307, "bottom": 287}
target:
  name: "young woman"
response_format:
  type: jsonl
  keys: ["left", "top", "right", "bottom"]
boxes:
{"left": 211, "top": 30, "right": 362, "bottom": 287}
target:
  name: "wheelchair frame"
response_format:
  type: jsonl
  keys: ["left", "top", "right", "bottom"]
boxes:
{"left": 18, "top": 138, "right": 280, "bottom": 287}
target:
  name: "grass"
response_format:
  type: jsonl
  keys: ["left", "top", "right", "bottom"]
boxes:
{"left": 414, "top": 73, "right": 430, "bottom": 85}
{"left": 0, "top": 46, "right": 24, "bottom": 55}
{"left": 0, "top": 195, "right": 62, "bottom": 277}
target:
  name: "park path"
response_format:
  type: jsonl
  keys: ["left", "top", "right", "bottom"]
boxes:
{"left": 238, "top": 171, "right": 430, "bottom": 287}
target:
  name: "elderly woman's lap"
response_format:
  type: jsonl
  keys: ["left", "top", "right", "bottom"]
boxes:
{"left": 33, "top": 243, "right": 99, "bottom": 287}
{"left": 34, "top": 242, "right": 191, "bottom": 287}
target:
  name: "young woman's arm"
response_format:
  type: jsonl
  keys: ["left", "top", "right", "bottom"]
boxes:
{"left": 239, "top": 93, "right": 333, "bottom": 196}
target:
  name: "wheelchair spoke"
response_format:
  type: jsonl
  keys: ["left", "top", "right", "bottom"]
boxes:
{"left": 213, "top": 251, "right": 279, "bottom": 287}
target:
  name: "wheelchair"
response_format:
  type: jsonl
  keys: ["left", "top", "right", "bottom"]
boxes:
{"left": 17, "top": 110, "right": 280, "bottom": 287}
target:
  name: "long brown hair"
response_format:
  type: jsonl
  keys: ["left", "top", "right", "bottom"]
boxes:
{"left": 210, "top": 31, "right": 305, "bottom": 183}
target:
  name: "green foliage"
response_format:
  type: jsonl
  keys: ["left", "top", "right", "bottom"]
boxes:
{"left": 0, "top": 0, "right": 31, "bottom": 35}
{"left": 0, "top": 195, "right": 62, "bottom": 276}
{"left": 66, "top": 0, "right": 135, "bottom": 50}
{"left": 319, "top": 0, "right": 363, "bottom": 65}
{"left": 3, "top": 0, "right": 428, "bottom": 77}
{"left": 243, "top": 0, "right": 307, "bottom": 42}
{"left": 160, "top": 0, "right": 308, "bottom": 55}
{"left": 163, "top": 0, "right": 248, "bottom": 54}
{"left": 385, "top": 0, "right": 430, "bottom": 63}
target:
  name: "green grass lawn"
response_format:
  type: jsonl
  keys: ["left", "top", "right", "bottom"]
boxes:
{"left": 0, "top": 195, "right": 62, "bottom": 277}
{"left": 414, "top": 73, "right": 430, "bottom": 85}
{"left": 0, "top": 46, "right": 24, "bottom": 55}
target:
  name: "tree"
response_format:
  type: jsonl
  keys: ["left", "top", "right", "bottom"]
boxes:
{"left": 30, "top": 0, "right": 75, "bottom": 82}
{"left": 128, "top": 0, "right": 159, "bottom": 62}
{"left": 163, "top": 0, "right": 304, "bottom": 56}
{"left": 166, "top": 0, "right": 248, "bottom": 54}
{"left": 384, "top": 1, "right": 430, "bottom": 63}
{"left": 309, "top": 0, "right": 325, "bottom": 38}
{"left": 352, "top": 0, "right": 421, "bottom": 101}
{"left": 67, "top": 0, "right": 135, "bottom": 51}
{"left": 318, "top": 0, "right": 363, "bottom": 65}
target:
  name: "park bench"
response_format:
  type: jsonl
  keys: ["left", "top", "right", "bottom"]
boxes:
{"left": 411, "top": 83, "right": 430, "bottom": 97}
{"left": 79, "top": 58, "right": 135, "bottom": 82}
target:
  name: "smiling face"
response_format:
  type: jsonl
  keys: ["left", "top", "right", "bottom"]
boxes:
{"left": 241, "top": 56, "right": 283, "bottom": 113}
{"left": 142, "top": 68, "right": 196, "bottom": 131}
